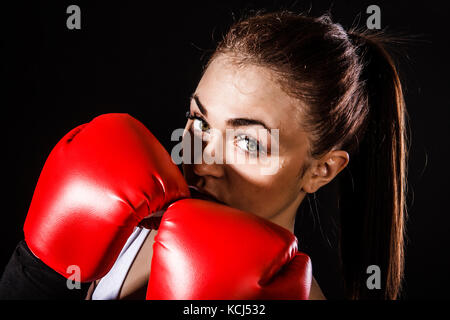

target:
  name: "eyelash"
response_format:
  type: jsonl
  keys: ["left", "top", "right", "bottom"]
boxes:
{"left": 186, "top": 111, "right": 210, "bottom": 133}
{"left": 185, "top": 111, "right": 267, "bottom": 157}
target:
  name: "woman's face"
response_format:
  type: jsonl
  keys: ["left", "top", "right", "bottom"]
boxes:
{"left": 182, "top": 54, "right": 313, "bottom": 230}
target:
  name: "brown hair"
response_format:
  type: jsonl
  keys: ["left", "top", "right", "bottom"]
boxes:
{"left": 206, "top": 10, "right": 409, "bottom": 299}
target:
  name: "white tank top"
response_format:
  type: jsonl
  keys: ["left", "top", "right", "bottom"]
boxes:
{"left": 91, "top": 227, "right": 151, "bottom": 300}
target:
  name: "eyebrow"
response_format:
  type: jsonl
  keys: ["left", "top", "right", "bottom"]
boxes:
{"left": 191, "top": 94, "right": 208, "bottom": 116}
{"left": 190, "top": 93, "right": 273, "bottom": 132}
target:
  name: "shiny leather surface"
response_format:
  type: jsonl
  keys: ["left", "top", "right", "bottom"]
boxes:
{"left": 24, "top": 113, "right": 190, "bottom": 282}
{"left": 147, "top": 199, "right": 312, "bottom": 300}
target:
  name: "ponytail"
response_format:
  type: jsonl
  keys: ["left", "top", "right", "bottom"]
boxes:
{"left": 338, "top": 31, "right": 409, "bottom": 299}
{"left": 211, "top": 10, "right": 410, "bottom": 300}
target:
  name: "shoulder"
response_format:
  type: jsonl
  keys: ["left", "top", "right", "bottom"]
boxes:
{"left": 118, "top": 229, "right": 157, "bottom": 299}
{"left": 309, "top": 276, "right": 326, "bottom": 300}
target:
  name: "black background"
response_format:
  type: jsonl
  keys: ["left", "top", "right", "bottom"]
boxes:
{"left": 1, "top": 1, "right": 448, "bottom": 299}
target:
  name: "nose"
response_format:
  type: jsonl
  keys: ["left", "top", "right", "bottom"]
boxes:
{"left": 192, "top": 131, "right": 225, "bottom": 179}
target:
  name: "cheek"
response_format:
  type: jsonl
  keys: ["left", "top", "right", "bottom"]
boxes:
{"left": 224, "top": 142, "right": 282, "bottom": 179}
{"left": 226, "top": 157, "right": 302, "bottom": 215}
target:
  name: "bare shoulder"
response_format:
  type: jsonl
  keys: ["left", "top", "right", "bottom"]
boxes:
{"left": 309, "top": 276, "right": 326, "bottom": 300}
{"left": 118, "top": 229, "right": 158, "bottom": 299}
{"left": 85, "top": 229, "right": 158, "bottom": 300}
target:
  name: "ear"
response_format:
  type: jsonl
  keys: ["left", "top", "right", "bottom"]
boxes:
{"left": 302, "top": 150, "right": 349, "bottom": 194}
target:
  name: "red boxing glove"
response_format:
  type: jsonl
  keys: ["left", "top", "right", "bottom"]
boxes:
{"left": 24, "top": 113, "right": 190, "bottom": 282}
{"left": 146, "top": 199, "right": 312, "bottom": 300}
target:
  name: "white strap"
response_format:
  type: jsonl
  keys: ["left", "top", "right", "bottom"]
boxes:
{"left": 91, "top": 227, "right": 150, "bottom": 300}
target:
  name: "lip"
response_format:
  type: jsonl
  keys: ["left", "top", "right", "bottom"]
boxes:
{"left": 189, "top": 186, "right": 226, "bottom": 205}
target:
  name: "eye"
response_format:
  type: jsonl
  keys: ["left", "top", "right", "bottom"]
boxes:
{"left": 192, "top": 118, "right": 210, "bottom": 133}
{"left": 186, "top": 112, "right": 210, "bottom": 133}
{"left": 235, "top": 134, "right": 266, "bottom": 157}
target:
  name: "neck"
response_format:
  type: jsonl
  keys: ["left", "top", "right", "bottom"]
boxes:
{"left": 269, "top": 193, "right": 305, "bottom": 233}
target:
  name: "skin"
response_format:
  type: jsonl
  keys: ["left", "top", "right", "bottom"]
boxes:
{"left": 182, "top": 54, "right": 350, "bottom": 299}
{"left": 86, "top": 53, "right": 349, "bottom": 300}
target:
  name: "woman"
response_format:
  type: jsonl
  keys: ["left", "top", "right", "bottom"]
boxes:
{"left": 88, "top": 10, "right": 409, "bottom": 300}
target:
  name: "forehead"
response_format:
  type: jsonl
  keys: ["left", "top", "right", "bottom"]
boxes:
{"left": 195, "top": 55, "right": 302, "bottom": 133}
